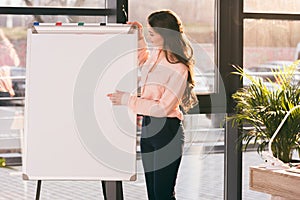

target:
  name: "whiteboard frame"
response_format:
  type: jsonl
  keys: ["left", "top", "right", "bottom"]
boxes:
{"left": 23, "top": 25, "right": 138, "bottom": 181}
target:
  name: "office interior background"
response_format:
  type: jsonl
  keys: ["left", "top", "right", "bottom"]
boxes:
{"left": 0, "top": 0, "right": 300, "bottom": 199}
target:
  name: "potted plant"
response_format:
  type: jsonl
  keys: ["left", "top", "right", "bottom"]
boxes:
{"left": 229, "top": 62, "right": 300, "bottom": 163}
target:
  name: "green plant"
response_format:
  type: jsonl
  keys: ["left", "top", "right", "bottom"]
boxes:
{"left": 229, "top": 62, "right": 300, "bottom": 163}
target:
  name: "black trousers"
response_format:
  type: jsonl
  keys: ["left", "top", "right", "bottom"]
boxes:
{"left": 101, "top": 181, "right": 123, "bottom": 200}
{"left": 141, "top": 116, "right": 184, "bottom": 200}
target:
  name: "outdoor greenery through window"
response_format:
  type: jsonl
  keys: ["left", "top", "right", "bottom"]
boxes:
{"left": 241, "top": 4, "right": 300, "bottom": 199}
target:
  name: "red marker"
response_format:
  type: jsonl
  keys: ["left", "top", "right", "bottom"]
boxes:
{"left": 55, "top": 21, "right": 62, "bottom": 26}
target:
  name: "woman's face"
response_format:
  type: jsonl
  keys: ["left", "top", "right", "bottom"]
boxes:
{"left": 147, "top": 24, "right": 164, "bottom": 48}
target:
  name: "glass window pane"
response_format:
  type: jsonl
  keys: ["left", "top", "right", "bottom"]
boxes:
{"left": 243, "top": 19, "right": 300, "bottom": 199}
{"left": 244, "top": 0, "right": 300, "bottom": 14}
{"left": 0, "top": 14, "right": 105, "bottom": 154}
{"left": 129, "top": 2, "right": 221, "bottom": 198}
{"left": 0, "top": 14, "right": 106, "bottom": 66}
{"left": 0, "top": 0, "right": 105, "bottom": 8}
{"left": 181, "top": 113, "right": 224, "bottom": 199}
{"left": 129, "top": 0, "right": 216, "bottom": 94}
{"left": 0, "top": 23, "right": 26, "bottom": 105}
{"left": 244, "top": 19, "right": 300, "bottom": 85}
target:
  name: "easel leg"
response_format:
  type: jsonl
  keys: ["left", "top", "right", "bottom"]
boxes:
{"left": 101, "top": 181, "right": 124, "bottom": 200}
{"left": 35, "top": 180, "right": 42, "bottom": 200}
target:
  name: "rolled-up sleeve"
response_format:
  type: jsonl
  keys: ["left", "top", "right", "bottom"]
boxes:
{"left": 137, "top": 38, "right": 149, "bottom": 66}
{"left": 127, "top": 66, "right": 188, "bottom": 118}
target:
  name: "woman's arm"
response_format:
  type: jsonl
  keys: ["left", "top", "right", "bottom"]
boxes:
{"left": 126, "top": 67, "right": 188, "bottom": 117}
{"left": 128, "top": 21, "right": 149, "bottom": 66}
{"left": 107, "top": 66, "right": 188, "bottom": 117}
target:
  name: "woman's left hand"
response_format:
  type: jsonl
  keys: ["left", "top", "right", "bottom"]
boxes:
{"left": 107, "top": 90, "right": 128, "bottom": 105}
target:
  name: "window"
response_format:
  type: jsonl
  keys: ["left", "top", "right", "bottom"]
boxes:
{"left": 242, "top": 2, "right": 300, "bottom": 200}
{"left": 244, "top": 19, "right": 300, "bottom": 86}
{"left": 244, "top": 19, "right": 300, "bottom": 83}
{"left": 0, "top": 0, "right": 113, "bottom": 156}
{"left": 129, "top": 0, "right": 217, "bottom": 94}
{"left": 129, "top": 1, "right": 224, "bottom": 199}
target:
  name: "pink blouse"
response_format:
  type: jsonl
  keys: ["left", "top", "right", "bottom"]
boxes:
{"left": 123, "top": 38, "right": 188, "bottom": 120}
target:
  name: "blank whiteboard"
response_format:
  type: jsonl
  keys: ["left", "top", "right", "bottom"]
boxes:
{"left": 23, "top": 25, "right": 137, "bottom": 181}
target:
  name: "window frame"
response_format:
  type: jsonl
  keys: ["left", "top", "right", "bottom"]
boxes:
{"left": 0, "top": 0, "right": 128, "bottom": 23}
{"left": 223, "top": 2, "right": 300, "bottom": 200}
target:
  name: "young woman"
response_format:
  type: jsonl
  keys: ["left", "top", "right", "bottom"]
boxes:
{"left": 108, "top": 9, "right": 198, "bottom": 200}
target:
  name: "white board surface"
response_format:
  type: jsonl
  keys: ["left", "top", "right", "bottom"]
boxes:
{"left": 23, "top": 26, "right": 137, "bottom": 181}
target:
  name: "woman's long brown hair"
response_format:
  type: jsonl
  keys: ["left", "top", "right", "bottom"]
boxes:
{"left": 148, "top": 9, "right": 198, "bottom": 112}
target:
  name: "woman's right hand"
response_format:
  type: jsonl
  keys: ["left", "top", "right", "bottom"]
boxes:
{"left": 127, "top": 21, "right": 144, "bottom": 40}
{"left": 127, "top": 21, "right": 143, "bottom": 29}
